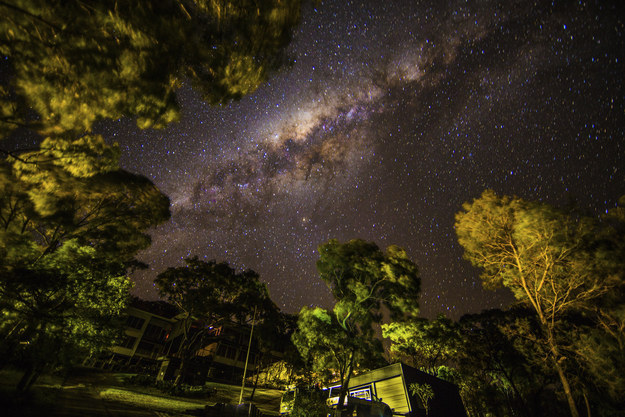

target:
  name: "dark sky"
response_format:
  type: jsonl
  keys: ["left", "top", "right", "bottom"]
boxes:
{"left": 97, "top": 0, "right": 623, "bottom": 318}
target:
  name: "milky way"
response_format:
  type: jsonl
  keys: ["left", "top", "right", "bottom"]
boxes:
{"left": 96, "top": 0, "right": 624, "bottom": 318}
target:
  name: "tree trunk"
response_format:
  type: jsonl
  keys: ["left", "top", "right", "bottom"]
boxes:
{"left": 498, "top": 363, "right": 531, "bottom": 417}
{"left": 249, "top": 356, "right": 262, "bottom": 402}
{"left": 553, "top": 359, "right": 579, "bottom": 417}
{"left": 174, "top": 357, "right": 187, "bottom": 386}
{"left": 546, "top": 333, "right": 579, "bottom": 417}
{"left": 17, "top": 363, "right": 38, "bottom": 393}
{"left": 24, "top": 366, "right": 43, "bottom": 392}
{"left": 538, "top": 315, "right": 579, "bottom": 417}
{"left": 336, "top": 354, "right": 355, "bottom": 416}
{"left": 582, "top": 390, "right": 591, "bottom": 417}
{"left": 249, "top": 366, "right": 261, "bottom": 401}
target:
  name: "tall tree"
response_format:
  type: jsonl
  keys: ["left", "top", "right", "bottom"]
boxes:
{"left": 293, "top": 239, "right": 421, "bottom": 412}
{"left": 292, "top": 306, "right": 382, "bottom": 387}
{"left": 0, "top": 134, "right": 170, "bottom": 390}
{"left": 455, "top": 190, "right": 618, "bottom": 417}
{"left": 0, "top": 0, "right": 302, "bottom": 137}
{"left": 155, "top": 257, "right": 277, "bottom": 386}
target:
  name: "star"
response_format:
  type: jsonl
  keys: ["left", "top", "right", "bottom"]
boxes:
{"left": 95, "top": 0, "right": 625, "bottom": 319}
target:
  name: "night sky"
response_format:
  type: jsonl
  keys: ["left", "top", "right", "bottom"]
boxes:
{"left": 96, "top": 0, "right": 623, "bottom": 318}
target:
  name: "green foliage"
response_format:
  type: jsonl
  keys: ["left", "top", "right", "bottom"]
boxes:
{"left": 382, "top": 315, "right": 459, "bottom": 374}
{"left": 455, "top": 190, "right": 625, "bottom": 417}
{"left": 455, "top": 190, "right": 611, "bottom": 309}
{"left": 0, "top": 135, "right": 171, "bottom": 390}
{"left": 317, "top": 239, "right": 421, "bottom": 331}
{"left": 1, "top": 135, "right": 170, "bottom": 260}
{"left": 155, "top": 257, "right": 275, "bottom": 326}
{"left": 290, "top": 388, "right": 329, "bottom": 417}
{"left": 294, "top": 239, "right": 420, "bottom": 408}
{"left": 409, "top": 382, "right": 434, "bottom": 415}
{"left": 0, "top": 0, "right": 302, "bottom": 136}
{"left": 292, "top": 306, "right": 381, "bottom": 385}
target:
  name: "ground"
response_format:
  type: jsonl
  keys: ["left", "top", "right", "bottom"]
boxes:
{"left": 0, "top": 367, "right": 284, "bottom": 416}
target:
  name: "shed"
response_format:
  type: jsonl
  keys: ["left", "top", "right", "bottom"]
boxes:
{"left": 330, "top": 363, "right": 466, "bottom": 417}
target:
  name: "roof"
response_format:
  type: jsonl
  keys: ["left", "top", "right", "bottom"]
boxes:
{"left": 129, "top": 296, "right": 180, "bottom": 319}
{"left": 347, "top": 363, "right": 467, "bottom": 417}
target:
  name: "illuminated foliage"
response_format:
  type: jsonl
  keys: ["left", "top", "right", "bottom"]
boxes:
{"left": 293, "top": 239, "right": 420, "bottom": 409}
{"left": 0, "top": 135, "right": 170, "bottom": 391}
{"left": 316, "top": 239, "right": 421, "bottom": 329}
{"left": 382, "top": 315, "right": 459, "bottom": 375}
{"left": 0, "top": 0, "right": 301, "bottom": 137}
{"left": 455, "top": 190, "right": 621, "bottom": 417}
{"left": 1, "top": 135, "right": 170, "bottom": 260}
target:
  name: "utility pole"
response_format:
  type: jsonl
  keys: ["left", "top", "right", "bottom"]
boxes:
{"left": 239, "top": 305, "right": 257, "bottom": 406}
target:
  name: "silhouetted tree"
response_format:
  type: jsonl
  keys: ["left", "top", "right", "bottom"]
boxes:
{"left": 155, "top": 257, "right": 277, "bottom": 386}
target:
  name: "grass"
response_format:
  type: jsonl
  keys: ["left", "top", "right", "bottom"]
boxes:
{"left": 99, "top": 388, "right": 204, "bottom": 412}
{"left": 0, "top": 367, "right": 284, "bottom": 416}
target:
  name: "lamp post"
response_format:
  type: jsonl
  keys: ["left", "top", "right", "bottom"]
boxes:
{"left": 238, "top": 305, "right": 257, "bottom": 406}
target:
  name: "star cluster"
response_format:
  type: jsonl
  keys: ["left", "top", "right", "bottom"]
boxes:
{"left": 100, "top": 0, "right": 624, "bottom": 318}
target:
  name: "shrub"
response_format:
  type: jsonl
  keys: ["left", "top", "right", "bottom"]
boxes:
{"left": 124, "top": 374, "right": 156, "bottom": 386}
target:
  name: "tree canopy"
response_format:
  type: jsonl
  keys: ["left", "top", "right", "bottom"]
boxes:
{"left": 382, "top": 315, "right": 459, "bottom": 375}
{"left": 316, "top": 238, "right": 421, "bottom": 329}
{"left": 455, "top": 190, "right": 623, "bottom": 417}
{"left": 0, "top": 0, "right": 302, "bottom": 137}
{"left": 0, "top": 134, "right": 170, "bottom": 390}
{"left": 293, "top": 238, "right": 421, "bottom": 409}
{"left": 0, "top": 135, "right": 170, "bottom": 262}
{"left": 155, "top": 256, "right": 277, "bottom": 385}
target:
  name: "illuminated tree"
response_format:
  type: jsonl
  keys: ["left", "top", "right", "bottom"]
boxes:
{"left": 1, "top": 241, "right": 132, "bottom": 391}
{"left": 409, "top": 382, "right": 434, "bottom": 416}
{"left": 155, "top": 257, "right": 277, "bottom": 386}
{"left": 293, "top": 239, "right": 421, "bottom": 411}
{"left": 292, "top": 306, "right": 382, "bottom": 388}
{"left": 382, "top": 315, "right": 459, "bottom": 375}
{"left": 455, "top": 190, "right": 618, "bottom": 417}
{"left": 0, "top": 0, "right": 302, "bottom": 137}
{"left": 0, "top": 134, "right": 170, "bottom": 390}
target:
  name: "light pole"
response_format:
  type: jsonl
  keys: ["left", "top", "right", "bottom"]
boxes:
{"left": 238, "top": 305, "right": 257, "bottom": 406}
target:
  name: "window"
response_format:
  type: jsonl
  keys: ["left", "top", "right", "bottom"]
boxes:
{"left": 144, "top": 324, "right": 167, "bottom": 342}
{"left": 217, "top": 344, "right": 237, "bottom": 359}
{"left": 225, "top": 347, "right": 237, "bottom": 359}
{"left": 121, "top": 336, "right": 137, "bottom": 349}
{"left": 136, "top": 340, "right": 158, "bottom": 356}
{"left": 350, "top": 387, "right": 372, "bottom": 401}
{"left": 126, "top": 315, "right": 145, "bottom": 329}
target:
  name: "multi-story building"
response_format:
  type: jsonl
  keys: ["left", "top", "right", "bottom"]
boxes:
{"left": 106, "top": 297, "right": 178, "bottom": 372}
{"left": 157, "top": 320, "right": 268, "bottom": 385}
{"left": 106, "top": 298, "right": 278, "bottom": 385}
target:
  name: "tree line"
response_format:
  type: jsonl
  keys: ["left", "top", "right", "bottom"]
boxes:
{"left": 286, "top": 193, "right": 625, "bottom": 417}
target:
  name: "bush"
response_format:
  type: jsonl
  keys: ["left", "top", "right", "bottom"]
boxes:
{"left": 291, "top": 388, "right": 329, "bottom": 417}
{"left": 155, "top": 381, "right": 216, "bottom": 398}
{"left": 124, "top": 374, "right": 156, "bottom": 386}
